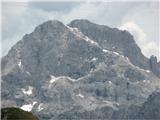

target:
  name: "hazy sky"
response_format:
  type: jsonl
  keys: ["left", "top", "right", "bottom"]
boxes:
{"left": 1, "top": 1, "right": 160, "bottom": 60}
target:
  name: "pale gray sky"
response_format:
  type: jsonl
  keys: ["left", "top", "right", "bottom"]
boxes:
{"left": 1, "top": 1, "right": 160, "bottom": 60}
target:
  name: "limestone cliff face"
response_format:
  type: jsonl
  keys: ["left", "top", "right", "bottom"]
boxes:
{"left": 1, "top": 19, "right": 160, "bottom": 120}
{"left": 149, "top": 55, "right": 160, "bottom": 77}
{"left": 68, "top": 19, "right": 160, "bottom": 78}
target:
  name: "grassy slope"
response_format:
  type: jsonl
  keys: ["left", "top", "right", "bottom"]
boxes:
{"left": 1, "top": 107, "right": 39, "bottom": 120}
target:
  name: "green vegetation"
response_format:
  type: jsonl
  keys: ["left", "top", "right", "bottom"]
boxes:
{"left": 1, "top": 107, "right": 39, "bottom": 120}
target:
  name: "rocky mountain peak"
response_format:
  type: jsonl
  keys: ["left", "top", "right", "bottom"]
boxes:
{"left": 1, "top": 19, "right": 160, "bottom": 120}
{"left": 35, "top": 20, "right": 65, "bottom": 31}
{"left": 68, "top": 19, "right": 111, "bottom": 34}
{"left": 69, "top": 19, "right": 102, "bottom": 27}
{"left": 29, "top": 20, "right": 66, "bottom": 40}
{"left": 150, "top": 55, "right": 157, "bottom": 63}
{"left": 149, "top": 55, "right": 160, "bottom": 77}
{"left": 68, "top": 19, "right": 160, "bottom": 77}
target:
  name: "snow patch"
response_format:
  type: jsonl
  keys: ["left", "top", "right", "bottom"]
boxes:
{"left": 67, "top": 26, "right": 99, "bottom": 46}
{"left": 102, "top": 49, "right": 122, "bottom": 56}
{"left": 18, "top": 60, "right": 22, "bottom": 67}
{"left": 125, "top": 56, "right": 130, "bottom": 62}
{"left": 50, "top": 75, "right": 76, "bottom": 83}
{"left": 66, "top": 77, "right": 77, "bottom": 82}
{"left": 22, "top": 86, "right": 33, "bottom": 95}
{"left": 49, "top": 75, "right": 77, "bottom": 87}
{"left": 108, "top": 81, "right": 112, "bottom": 84}
{"left": 91, "top": 57, "right": 98, "bottom": 61}
{"left": 49, "top": 75, "right": 58, "bottom": 84}
{"left": 113, "top": 51, "right": 120, "bottom": 56}
{"left": 85, "top": 36, "right": 99, "bottom": 46}
{"left": 37, "top": 103, "right": 44, "bottom": 112}
{"left": 76, "top": 93, "right": 84, "bottom": 98}
{"left": 102, "top": 49, "right": 108, "bottom": 53}
{"left": 145, "top": 70, "right": 151, "bottom": 73}
{"left": 143, "top": 80, "right": 150, "bottom": 84}
{"left": 59, "top": 76, "right": 77, "bottom": 82}
{"left": 135, "top": 66, "right": 151, "bottom": 73}
{"left": 143, "top": 80, "right": 146, "bottom": 82}
{"left": 67, "top": 26, "right": 84, "bottom": 38}
{"left": 20, "top": 101, "right": 37, "bottom": 112}
{"left": 115, "top": 103, "right": 120, "bottom": 106}
{"left": 26, "top": 71, "right": 31, "bottom": 75}
{"left": 120, "top": 55, "right": 125, "bottom": 58}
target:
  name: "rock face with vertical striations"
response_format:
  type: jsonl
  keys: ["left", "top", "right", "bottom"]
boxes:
{"left": 149, "top": 55, "right": 160, "bottom": 77}
{"left": 1, "top": 19, "right": 160, "bottom": 120}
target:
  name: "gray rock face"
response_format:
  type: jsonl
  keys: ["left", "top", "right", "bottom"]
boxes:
{"left": 68, "top": 19, "right": 160, "bottom": 78}
{"left": 137, "top": 89, "right": 160, "bottom": 119}
{"left": 1, "top": 19, "right": 160, "bottom": 120}
{"left": 149, "top": 55, "right": 160, "bottom": 77}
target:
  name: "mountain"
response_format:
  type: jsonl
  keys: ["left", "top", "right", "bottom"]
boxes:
{"left": 68, "top": 19, "right": 160, "bottom": 77}
{"left": 1, "top": 19, "right": 160, "bottom": 119}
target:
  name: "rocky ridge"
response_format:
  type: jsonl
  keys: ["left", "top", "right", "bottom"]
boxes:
{"left": 1, "top": 19, "right": 160, "bottom": 119}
